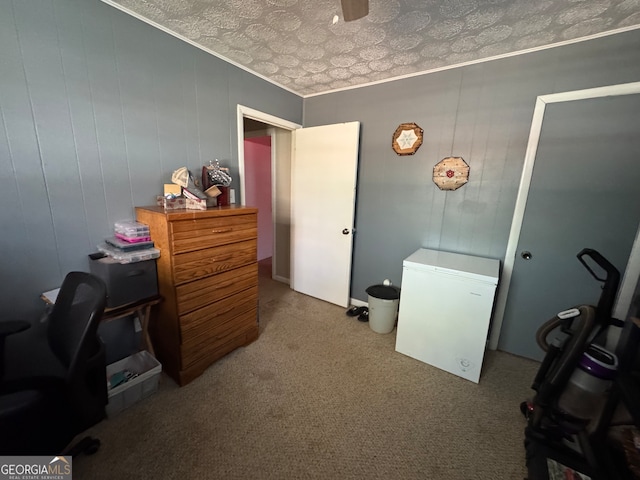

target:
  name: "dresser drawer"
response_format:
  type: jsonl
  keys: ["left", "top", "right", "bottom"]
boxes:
{"left": 170, "top": 214, "right": 257, "bottom": 254}
{"left": 180, "top": 310, "right": 258, "bottom": 369}
{"left": 172, "top": 239, "right": 257, "bottom": 285}
{"left": 180, "top": 286, "right": 258, "bottom": 345}
{"left": 175, "top": 263, "right": 258, "bottom": 315}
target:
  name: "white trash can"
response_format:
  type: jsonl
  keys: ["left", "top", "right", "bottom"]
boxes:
{"left": 366, "top": 283, "right": 400, "bottom": 334}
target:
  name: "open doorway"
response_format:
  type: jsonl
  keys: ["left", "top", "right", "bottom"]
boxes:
{"left": 237, "top": 105, "right": 301, "bottom": 285}
{"left": 244, "top": 129, "right": 273, "bottom": 264}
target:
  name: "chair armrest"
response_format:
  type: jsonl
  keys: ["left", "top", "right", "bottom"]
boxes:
{"left": 0, "top": 321, "right": 31, "bottom": 340}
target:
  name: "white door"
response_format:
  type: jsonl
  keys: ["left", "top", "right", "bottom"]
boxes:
{"left": 291, "top": 122, "right": 360, "bottom": 307}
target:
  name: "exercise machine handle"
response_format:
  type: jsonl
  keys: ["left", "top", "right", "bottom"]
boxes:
{"left": 577, "top": 248, "right": 618, "bottom": 282}
{"left": 577, "top": 248, "right": 620, "bottom": 321}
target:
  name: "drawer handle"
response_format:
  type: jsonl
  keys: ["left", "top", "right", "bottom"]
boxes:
{"left": 211, "top": 254, "right": 233, "bottom": 263}
{"left": 212, "top": 228, "right": 233, "bottom": 234}
{"left": 216, "top": 280, "right": 234, "bottom": 289}
{"left": 215, "top": 306, "right": 234, "bottom": 317}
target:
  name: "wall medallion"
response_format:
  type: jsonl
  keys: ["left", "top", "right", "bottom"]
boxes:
{"left": 392, "top": 122, "right": 423, "bottom": 155}
{"left": 433, "top": 156, "right": 469, "bottom": 191}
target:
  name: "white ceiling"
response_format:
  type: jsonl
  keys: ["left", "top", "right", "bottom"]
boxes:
{"left": 104, "top": 0, "right": 640, "bottom": 97}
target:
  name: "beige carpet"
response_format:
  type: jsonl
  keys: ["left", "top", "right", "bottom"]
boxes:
{"left": 74, "top": 266, "right": 540, "bottom": 479}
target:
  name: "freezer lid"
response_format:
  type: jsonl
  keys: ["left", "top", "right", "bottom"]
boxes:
{"left": 403, "top": 248, "right": 500, "bottom": 284}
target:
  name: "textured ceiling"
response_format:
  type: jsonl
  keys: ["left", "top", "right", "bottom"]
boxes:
{"left": 105, "top": 0, "right": 640, "bottom": 97}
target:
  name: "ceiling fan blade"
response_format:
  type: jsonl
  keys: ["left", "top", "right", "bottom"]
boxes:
{"left": 341, "top": 0, "right": 369, "bottom": 22}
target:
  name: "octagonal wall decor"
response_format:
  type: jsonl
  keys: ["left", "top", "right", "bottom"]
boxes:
{"left": 392, "top": 122, "right": 424, "bottom": 156}
{"left": 433, "top": 156, "right": 470, "bottom": 191}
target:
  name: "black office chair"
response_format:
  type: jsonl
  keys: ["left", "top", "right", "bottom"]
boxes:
{"left": 0, "top": 271, "right": 108, "bottom": 455}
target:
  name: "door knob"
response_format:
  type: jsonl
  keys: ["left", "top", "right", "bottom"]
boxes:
{"left": 342, "top": 228, "right": 351, "bottom": 235}
{"left": 521, "top": 251, "right": 532, "bottom": 260}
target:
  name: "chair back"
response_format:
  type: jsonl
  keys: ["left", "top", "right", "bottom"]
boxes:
{"left": 47, "top": 272, "right": 107, "bottom": 384}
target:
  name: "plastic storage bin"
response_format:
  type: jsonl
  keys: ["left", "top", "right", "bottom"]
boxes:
{"left": 96, "top": 244, "right": 160, "bottom": 264}
{"left": 106, "top": 350, "right": 162, "bottom": 417}
{"left": 89, "top": 252, "right": 159, "bottom": 307}
{"left": 366, "top": 283, "right": 400, "bottom": 334}
{"left": 114, "top": 220, "right": 150, "bottom": 237}
{"left": 114, "top": 232, "right": 152, "bottom": 243}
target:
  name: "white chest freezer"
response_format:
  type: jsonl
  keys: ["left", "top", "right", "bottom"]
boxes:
{"left": 395, "top": 248, "right": 500, "bottom": 383}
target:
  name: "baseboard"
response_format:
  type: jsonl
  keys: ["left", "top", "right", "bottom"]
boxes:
{"left": 272, "top": 275, "right": 290, "bottom": 284}
{"left": 350, "top": 297, "right": 367, "bottom": 308}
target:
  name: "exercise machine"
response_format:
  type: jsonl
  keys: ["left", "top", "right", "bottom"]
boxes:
{"left": 522, "top": 248, "right": 622, "bottom": 479}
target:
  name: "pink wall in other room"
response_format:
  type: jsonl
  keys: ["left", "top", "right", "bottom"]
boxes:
{"left": 244, "top": 136, "right": 272, "bottom": 261}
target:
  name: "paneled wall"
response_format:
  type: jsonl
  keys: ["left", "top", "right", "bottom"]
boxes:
{"left": 303, "top": 29, "right": 640, "bottom": 305}
{"left": 0, "top": 0, "right": 302, "bottom": 317}
{"left": 3, "top": 0, "right": 640, "bottom": 357}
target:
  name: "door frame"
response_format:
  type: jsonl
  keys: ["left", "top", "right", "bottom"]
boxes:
{"left": 489, "top": 81, "right": 640, "bottom": 350}
{"left": 237, "top": 105, "right": 302, "bottom": 282}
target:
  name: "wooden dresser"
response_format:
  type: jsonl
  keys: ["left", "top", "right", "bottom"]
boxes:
{"left": 135, "top": 205, "right": 259, "bottom": 386}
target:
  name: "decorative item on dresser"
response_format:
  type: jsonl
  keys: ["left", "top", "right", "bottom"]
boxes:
{"left": 135, "top": 206, "right": 259, "bottom": 386}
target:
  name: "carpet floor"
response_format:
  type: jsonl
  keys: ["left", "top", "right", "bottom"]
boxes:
{"left": 74, "top": 267, "right": 539, "bottom": 479}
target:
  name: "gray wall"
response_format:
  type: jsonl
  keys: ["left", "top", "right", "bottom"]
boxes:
{"left": 3, "top": 0, "right": 640, "bottom": 360}
{"left": 303, "top": 30, "right": 640, "bottom": 308}
{"left": 0, "top": 0, "right": 303, "bottom": 319}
